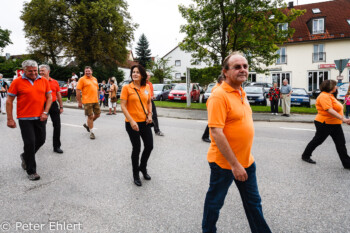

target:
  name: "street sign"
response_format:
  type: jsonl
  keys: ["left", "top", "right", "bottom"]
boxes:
{"left": 334, "top": 59, "right": 350, "bottom": 74}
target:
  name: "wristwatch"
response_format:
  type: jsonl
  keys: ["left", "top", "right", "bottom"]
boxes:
{"left": 43, "top": 112, "right": 48, "bottom": 115}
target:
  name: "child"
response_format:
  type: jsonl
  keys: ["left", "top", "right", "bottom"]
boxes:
{"left": 99, "top": 87, "right": 105, "bottom": 107}
{"left": 344, "top": 86, "right": 350, "bottom": 119}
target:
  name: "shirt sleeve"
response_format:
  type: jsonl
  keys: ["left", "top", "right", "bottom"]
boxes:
{"left": 76, "top": 79, "right": 83, "bottom": 90}
{"left": 319, "top": 94, "right": 332, "bottom": 111}
{"left": 207, "top": 94, "right": 227, "bottom": 129}
{"left": 7, "top": 79, "right": 18, "bottom": 96}
{"left": 120, "top": 85, "right": 128, "bottom": 100}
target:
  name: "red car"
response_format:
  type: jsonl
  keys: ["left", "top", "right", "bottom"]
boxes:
{"left": 168, "top": 83, "right": 201, "bottom": 102}
{"left": 58, "top": 82, "right": 68, "bottom": 97}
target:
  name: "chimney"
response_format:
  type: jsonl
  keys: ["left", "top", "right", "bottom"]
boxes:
{"left": 288, "top": 1, "right": 294, "bottom": 8}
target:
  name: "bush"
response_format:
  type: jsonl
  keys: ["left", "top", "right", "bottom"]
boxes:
{"left": 190, "top": 65, "right": 222, "bottom": 86}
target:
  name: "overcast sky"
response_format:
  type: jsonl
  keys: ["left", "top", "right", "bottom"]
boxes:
{"left": 0, "top": 0, "right": 330, "bottom": 58}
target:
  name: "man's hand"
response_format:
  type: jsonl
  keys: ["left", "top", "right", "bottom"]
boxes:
{"left": 78, "top": 102, "right": 83, "bottom": 108}
{"left": 232, "top": 163, "right": 248, "bottom": 182}
{"left": 130, "top": 120, "right": 139, "bottom": 131}
{"left": 40, "top": 113, "right": 48, "bottom": 121}
{"left": 7, "top": 119, "right": 16, "bottom": 128}
{"left": 60, "top": 108, "right": 64, "bottom": 114}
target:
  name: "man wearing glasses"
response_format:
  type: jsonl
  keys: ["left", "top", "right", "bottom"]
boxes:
{"left": 202, "top": 52, "right": 271, "bottom": 233}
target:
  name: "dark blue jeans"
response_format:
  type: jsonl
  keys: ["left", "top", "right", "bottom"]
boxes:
{"left": 202, "top": 162, "right": 271, "bottom": 233}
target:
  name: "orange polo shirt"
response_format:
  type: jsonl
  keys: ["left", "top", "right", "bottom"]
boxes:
{"left": 8, "top": 76, "right": 51, "bottom": 119}
{"left": 315, "top": 92, "right": 343, "bottom": 124}
{"left": 147, "top": 81, "right": 154, "bottom": 98}
{"left": 76, "top": 75, "right": 99, "bottom": 104}
{"left": 211, "top": 83, "right": 221, "bottom": 93}
{"left": 48, "top": 77, "right": 60, "bottom": 102}
{"left": 206, "top": 82, "right": 255, "bottom": 169}
{"left": 120, "top": 82, "right": 151, "bottom": 122}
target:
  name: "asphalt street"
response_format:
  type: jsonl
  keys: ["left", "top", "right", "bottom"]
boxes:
{"left": 0, "top": 107, "right": 350, "bottom": 233}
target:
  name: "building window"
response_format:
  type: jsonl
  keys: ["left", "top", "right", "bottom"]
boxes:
{"left": 347, "top": 19, "right": 350, "bottom": 25}
{"left": 313, "top": 44, "right": 325, "bottom": 62}
{"left": 272, "top": 72, "right": 291, "bottom": 87}
{"left": 175, "top": 60, "right": 181, "bottom": 66}
{"left": 175, "top": 73, "right": 181, "bottom": 79}
{"left": 308, "top": 71, "right": 328, "bottom": 92}
{"left": 312, "top": 8, "right": 321, "bottom": 14}
{"left": 313, "top": 18, "right": 324, "bottom": 34}
{"left": 276, "top": 47, "right": 287, "bottom": 64}
{"left": 248, "top": 73, "right": 256, "bottom": 82}
{"left": 277, "top": 23, "right": 288, "bottom": 31}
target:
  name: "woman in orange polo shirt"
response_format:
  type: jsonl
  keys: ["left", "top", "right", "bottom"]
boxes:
{"left": 302, "top": 80, "right": 350, "bottom": 168}
{"left": 120, "top": 65, "right": 153, "bottom": 186}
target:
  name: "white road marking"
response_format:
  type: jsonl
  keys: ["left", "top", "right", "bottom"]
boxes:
{"left": 47, "top": 121, "right": 97, "bottom": 129}
{"left": 197, "top": 120, "right": 208, "bottom": 124}
{"left": 280, "top": 127, "right": 315, "bottom": 132}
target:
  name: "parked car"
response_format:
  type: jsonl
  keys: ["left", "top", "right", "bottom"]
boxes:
{"left": 311, "top": 89, "right": 321, "bottom": 98}
{"left": 59, "top": 83, "right": 68, "bottom": 97}
{"left": 291, "top": 88, "right": 311, "bottom": 107}
{"left": 117, "top": 80, "right": 131, "bottom": 98}
{"left": 153, "top": 84, "right": 172, "bottom": 101}
{"left": 244, "top": 86, "right": 267, "bottom": 106}
{"left": 245, "top": 82, "right": 272, "bottom": 94}
{"left": 168, "top": 83, "right": 201, "bottom": 102}
{"left": 337, "top": 82, "right": 349, "bottom": 101}
{"left": 3, "top": 78, "right": 13, "bottom": 87}
{"left": 201, "top": 83, "right": 216, "bottom": 103}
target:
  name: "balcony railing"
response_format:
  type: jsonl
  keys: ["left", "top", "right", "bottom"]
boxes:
{"left": 276, "top": 55, "right": 287, "bottom": 64}
{"left": 312, "top": 52, "right": 326, "bottom": 62}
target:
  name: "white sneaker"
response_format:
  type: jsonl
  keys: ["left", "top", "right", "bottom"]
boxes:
{"left": 275, "top": 113, "right": 278, "bottom": 115}
{"left": 271, "top": 113, "right": 274, "bottom": 115}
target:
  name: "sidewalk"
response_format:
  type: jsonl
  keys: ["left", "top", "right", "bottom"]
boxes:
{"left": 62, "top": 101, "right": 315, "bottom": 123}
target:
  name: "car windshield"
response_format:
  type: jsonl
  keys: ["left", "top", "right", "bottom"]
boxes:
{"left": 206, "top": 86, "right": 213, "bottom": 93}
{"left": 292, "top": 89, "right": 307, "bottom": 95}
{"left": 244, "top": 87, "right": 263, "bottom": 94}
{"left": 174, "top": 84, "right": 187, "bottom": 91}
{"left": 153, "top": 84, "right": 163, "bottom": 91}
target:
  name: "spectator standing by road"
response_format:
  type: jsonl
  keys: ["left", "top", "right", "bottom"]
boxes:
{"left": 39, "top": 64, "right": 64, "bottom": 154}
{"left": 76, "top": 66, "right": 100, "bottom": 140}
{"left": 344, "top": 86, "right": 350, "bottom": 119}
{"left": 67, "top": 78, "right": 73, "bottom": 102}
{"left": 107, "top": 77, "right": 118, "bottom": 115}
{"left": 268, "top": 82, "right": 280, "bottom": 115}
{"left": 202, "top": 74, "right": 224, "bottom": 143}
{"left": 280, "top": 79, "right": 292, "bottom": 117}
{"left": 301, "top": 80, "right": 350, "bottom": 168}
{"left": 146, "top": 72, "right": 164, "bottom": 136}
{"left": 202, "top": 52, "right": 271, "bottom": 233}
{"left": 0, "top": 73, "right": 9, "bottom": 114}
{"left": 6, "top": 60, "right": 52, "bottom": 181}
{"left": 121, "top": 65, "right": 153, "bottom": 187}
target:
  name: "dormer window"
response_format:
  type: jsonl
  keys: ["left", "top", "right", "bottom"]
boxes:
{"left": 347, "top": 19, "right": 350, "bottom": 25}
{"left": 313, "top": 18, "right": 324, "bottom": 34}
{"left": 312, "top": 8, "right": 321, "bottom": 14}
{"left": 277, "top": 23, "right": 288, "bottom": 31}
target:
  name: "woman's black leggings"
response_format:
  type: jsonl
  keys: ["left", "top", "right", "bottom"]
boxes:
{"left": 125, "top": 122, "right": 154, "bottom": 177}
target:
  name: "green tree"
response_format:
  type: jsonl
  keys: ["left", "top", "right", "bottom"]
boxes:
{"left": 135, "top": 33, "right": 152, "bottom": 68}
{"left": 148, "top": 57, "right": 173, "bottom": 83}
{"left": 179, "top": 0, "right": 305, "bottom": 72}
{"left": 0, "top": 27, "right": 12, "bottom": 53}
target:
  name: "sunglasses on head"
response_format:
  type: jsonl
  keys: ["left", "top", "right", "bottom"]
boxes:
{"left": 230, "top": 64, "right": 249, "bottom": 70}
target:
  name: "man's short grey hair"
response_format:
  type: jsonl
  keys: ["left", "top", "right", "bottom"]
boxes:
{"left": 22, "top": 60, "right": 38, "bottom": 70}
{"left": 39, "top": 64, "right": 50, "bottom": 71}
{"left": 283, "top": 79, "right": 288, "bottom": 83}
{"left": 0, "top": 73, "right": 3, "bottom": 78}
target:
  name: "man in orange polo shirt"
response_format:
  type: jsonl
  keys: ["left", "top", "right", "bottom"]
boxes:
{"left": 202, "top": 53, "right": 271, "bottom": 233}
{"left": 76, "top": 66, "right": 100, "bottom": 139}
{"left": 39, "top": 64, "right": 64, "bottom": 153}
{"left": 6, "top": 60, "right": 52, "bottom": 181}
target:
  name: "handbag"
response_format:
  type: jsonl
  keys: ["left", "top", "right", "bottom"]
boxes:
{"left": 134, "top": 88, "right": 154, "bottom": 127}
{"left": 111, "top": 96, "right": 117, "bottom": 103}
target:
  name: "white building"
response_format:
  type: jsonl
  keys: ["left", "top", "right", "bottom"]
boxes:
{"left": 162, "top": 45, "right": 207, "bottom": 81}
{"left": 252, "top": 0, "right": 350, "bottom": 92}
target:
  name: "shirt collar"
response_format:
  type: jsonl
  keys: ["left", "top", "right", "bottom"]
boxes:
{"left": 221, "top": 81, "right": 243, "bottom": 93}
{"left": 22, "top": 73, "right": 41, "bottom": 81}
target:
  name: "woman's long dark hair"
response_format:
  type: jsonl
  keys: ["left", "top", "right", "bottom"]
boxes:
{"left": 130, "top": 65, "right": 147, "bottom": 86}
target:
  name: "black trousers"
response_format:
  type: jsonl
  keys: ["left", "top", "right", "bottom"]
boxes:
{"left": 125, "top": 122, "right": 153, "bottom": 177}
{"left": 67, "top": 88, "right": 72, "bottom": 100}
{"left": 19, "top": 119, "right": 47, "bottom": 175}
{"left": 202, "top": 125, "right": 209, "bottom": 139}
{"left": 49, "top": 101, "right": 61, "bottom": 149}
{"left": 302, "top": 121, "right": 350, "bottom": 168}
{"left": 151, "top": 100, "right": 160, "bottom": 133}
{"left": 270, "top": 99, "right": 279, "bottom": 113}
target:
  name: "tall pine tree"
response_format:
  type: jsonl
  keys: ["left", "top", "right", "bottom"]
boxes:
{"left": 135, "top": 34, "right": 152, "bottom": 68}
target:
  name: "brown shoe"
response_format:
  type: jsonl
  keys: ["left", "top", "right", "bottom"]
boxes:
{"left": 83, "top": 123, "right": 90, "bottom": 132}
{"left": 90, "top": 132, "right": 95, "bottom": 140}
{"left": 28, "top": 173, "right": 40, "bottom": 181}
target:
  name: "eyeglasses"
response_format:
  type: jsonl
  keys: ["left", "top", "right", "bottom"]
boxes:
{"left": 229, "top": 64, "right": 249, "bottom": 70}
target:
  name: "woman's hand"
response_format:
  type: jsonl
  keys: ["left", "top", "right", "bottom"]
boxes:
{"left": 146, "top": 114, "right": 153, "bottom": 125}
{"left": 131, "top": 120, "right": 139, "bottom": 131}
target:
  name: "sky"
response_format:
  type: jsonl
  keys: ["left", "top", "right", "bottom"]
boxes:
{"left": 0, "top": 0, "right": 331, "bottom": 59}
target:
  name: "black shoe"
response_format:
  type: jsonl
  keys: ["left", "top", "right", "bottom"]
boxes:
{"left": 202, "top": 138, "right": 211, "bottom": 143}
{"left": 302, "top": 157, "right": 316, "bottom": 164}
{"left": 286, "top": 114, "right": 290, "bottom": 117}
{"left": 54, "top": 148, "right": 64, "bottom": 153}
{"left": 83, "top": 123, "right": 90, "bottom": 132}
{"left": 134, "top": 177, "right": 142, "bottom": 186}
{"left": 140, "top": 169, "right": 151, "bottom": 180}
{"left": 28, "top": 173, "right": 40, "bottom": 181}
{"left": 20, "top": 153, "right": 26, "bottom": 170}
{"left": 282, "top": 114, "right": 287, "bottom": 116}
{"left": 155, "top": 131, "right": 164, "bottom": 136}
